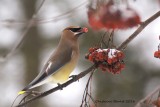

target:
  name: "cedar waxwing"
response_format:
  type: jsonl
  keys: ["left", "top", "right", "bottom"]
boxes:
{"left": 18, "top": 26, "right": 88, "bottom": 94}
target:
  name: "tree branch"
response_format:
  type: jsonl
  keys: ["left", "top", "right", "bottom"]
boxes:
{"left": 0, "top": 1, "right": 88, "bottom": 25}
{"left": 15, "top": 64, "right": 97, "bottom": 107}
{"left": 135, "top": 85, "right": 160, "bottom": 107}
{"left": 1, "top": 0, "right": 45, "bottom": 61}
{"left": 117, "top": 10, "right": 160, "bottom": 50}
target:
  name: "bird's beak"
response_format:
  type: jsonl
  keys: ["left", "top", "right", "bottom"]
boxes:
{"left": 75, "top": 27, "right": 88, "bottom": 36}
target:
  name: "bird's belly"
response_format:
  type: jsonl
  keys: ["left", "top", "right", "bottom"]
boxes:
{"left": 49, "top": 59, "right": 77, "bottom": 84}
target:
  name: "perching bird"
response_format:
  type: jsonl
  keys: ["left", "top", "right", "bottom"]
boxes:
{"left": 18, "top": 26, "right": 88, "bottom": 94}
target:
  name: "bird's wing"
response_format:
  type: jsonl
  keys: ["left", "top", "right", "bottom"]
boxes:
{"left": 23, "top": 47, "right": 72, "bottom": 90}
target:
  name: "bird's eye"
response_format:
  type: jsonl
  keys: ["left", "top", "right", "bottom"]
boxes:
{"left": 68, "top": 28, "right": 81, "bottom": 32}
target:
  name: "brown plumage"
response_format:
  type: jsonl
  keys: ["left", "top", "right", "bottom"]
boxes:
{"left": 20, "top": 26, "right": 88, "bottom": 92}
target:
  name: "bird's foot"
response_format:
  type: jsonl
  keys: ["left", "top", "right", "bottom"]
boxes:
{"left": 57, "top": 83, "right": 63, "bottom": 90}
{"left": 69, "top": 75, "right": 78, "bottom": 82}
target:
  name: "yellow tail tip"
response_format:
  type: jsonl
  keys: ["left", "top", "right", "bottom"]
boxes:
{"left": 18, "top": 91, "right": 26, "bottom": 95}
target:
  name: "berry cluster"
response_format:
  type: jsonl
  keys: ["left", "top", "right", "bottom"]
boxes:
{"left": 85, "top": 47, "right": 125, "bottom": 74}
{"left": 88, "top": 1, "right": 141, "bottom": 30}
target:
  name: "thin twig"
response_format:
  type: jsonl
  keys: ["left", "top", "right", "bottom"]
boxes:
{"left": 107, "top": 30, "right": 114, "bottom": 48}
{"left": 15, "top": 65, "right": 97, "bottom": 107}
{"left": 87, "top": 93, "right": 97, "bottom": 107}
{"left": 0, "top": 1, "right": 88, "bottom": 25}
{"left": 37, "top": 1, "right": 88, "bottom": 24}
{"left": 101, "top": 32, "right": 108, "bottom": 48}
{"left": 80, "top": 71, "right": 94, "bottom": 107}
{"left": 11, "top": 95, "right": 21, "bottom": 107}
{"left": 88, "top": 72, "right": 96, "bottom": 106}
{"left": 135, "top": 86, "right": 160, "bottom": 107}
{"left": 117, "top": 10, "right": 160, "bottom": 50}
{"left": 1, "top": 0, "right": 45, "bottom": 60}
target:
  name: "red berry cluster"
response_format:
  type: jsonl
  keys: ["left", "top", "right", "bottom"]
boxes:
{"left": 88, "top": 1, "right": 141, "bottom": 30}
{"left": 85, "top": 47, "right": 125, "bottom": 74}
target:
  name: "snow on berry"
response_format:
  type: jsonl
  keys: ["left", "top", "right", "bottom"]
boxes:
{"left": 85, "top": 47, "right": 125, "bottom": 74}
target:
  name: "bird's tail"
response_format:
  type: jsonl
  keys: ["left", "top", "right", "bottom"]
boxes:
{"left": 18, "top": 90, "right": 26, "bottom": 95}
{"left": 18, "top": 72, "right": 50, "bottom": 95}
{"left": 17, "top": 77, "right": 48, "bottom": 95}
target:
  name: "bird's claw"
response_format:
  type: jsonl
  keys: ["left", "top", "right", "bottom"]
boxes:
{"left": 69, "top": 75, "right": 78, "bottom": 82}
{"left": 57, "top": 83, "right": 63, "bottom": 90}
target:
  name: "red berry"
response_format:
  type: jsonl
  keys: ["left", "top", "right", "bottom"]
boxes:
{"left": 154, "top": 51, "right": 160, "bottom": 58}
{"left": 107, "top": 58, "right": 113, "bottom": 64}
{"left": 89, "top": 54, "right": 93, "bottom": 61}
{"left": 117, "top": 51, "right": 124, "bottom": 59}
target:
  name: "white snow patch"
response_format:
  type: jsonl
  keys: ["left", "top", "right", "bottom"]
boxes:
{"left": 96, "top": 48, "right": 120, "bottom": 58}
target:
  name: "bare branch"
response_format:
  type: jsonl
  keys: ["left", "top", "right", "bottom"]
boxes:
{"left": 80, "top": 71, "right": 95, "bottom": 107}
{"left": 1, "top": 0, "right": 45, "bottom": 60}
{"left": 15, "top": 65, "right": 97, "bottom": 107}
{"left": 0, "top": 1, "right": 88, "bottom": 25}
{"left": 37, "top": 1, "right": 88, "bottom": 24}
{"left": 135, "top": 85, "right": 160, "bottom": 107}
{"left": 117, "top": 11, "right": 160, "bottom": 50}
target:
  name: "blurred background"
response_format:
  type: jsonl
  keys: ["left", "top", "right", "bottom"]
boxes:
{"left": 0, "top": 0, "right": 160, "bottom": 107}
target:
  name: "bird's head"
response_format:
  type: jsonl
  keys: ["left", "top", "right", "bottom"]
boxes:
{"left": 62, "top": 26, "right": 88, "bottom": 40}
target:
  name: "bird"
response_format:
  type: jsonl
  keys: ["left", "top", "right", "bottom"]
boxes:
{"left": 18, "top": 26, "right": 88, "bottom": 95}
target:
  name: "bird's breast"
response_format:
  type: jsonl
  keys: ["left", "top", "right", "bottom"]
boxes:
{"left": 49, "top": 50, "right": 79, "bottom": 84}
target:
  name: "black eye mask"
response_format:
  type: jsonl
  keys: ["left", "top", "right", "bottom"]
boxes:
{"left": 68, "top": 28, "right": 82, "bottom": 32}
